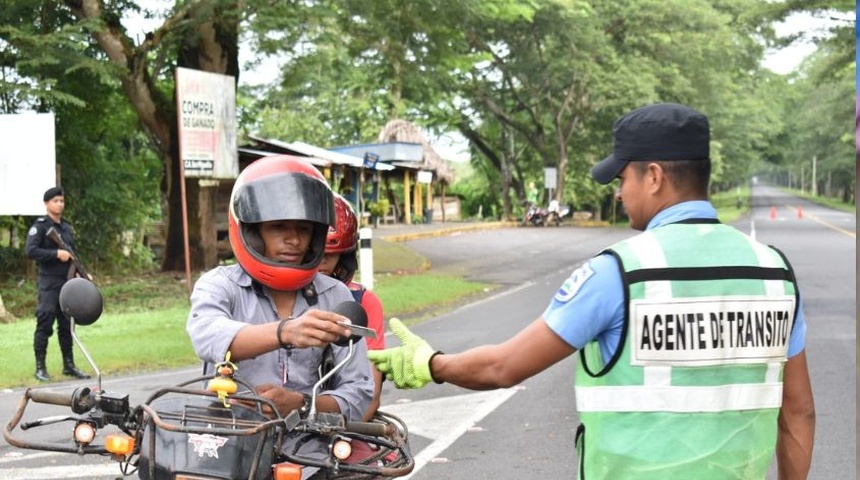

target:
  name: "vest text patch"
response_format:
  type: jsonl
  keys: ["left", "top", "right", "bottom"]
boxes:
{"left": 631, "top": 296, "right": 795, "bottom": 366}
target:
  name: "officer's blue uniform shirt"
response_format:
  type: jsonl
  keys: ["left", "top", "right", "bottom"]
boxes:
{"left": 543, "top": 200, "right": 807, "bottom": 363}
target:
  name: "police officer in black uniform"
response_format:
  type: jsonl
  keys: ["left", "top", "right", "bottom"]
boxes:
{"left": 24, "top": 187, "right": 90, "bottom": 382}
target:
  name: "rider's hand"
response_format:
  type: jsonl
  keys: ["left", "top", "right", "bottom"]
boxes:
{"left": 253, "top": 384, "right": 302, "bottom": 418}
{"left": 280, "top": 309, "right": 352, "bottom": 348}
{"left": 367, "top": 318, "right": 439, "bottom": 389}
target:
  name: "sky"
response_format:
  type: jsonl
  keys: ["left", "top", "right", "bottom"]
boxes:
{"left": 761, "top": 10, "right": 850, "bottom": 74}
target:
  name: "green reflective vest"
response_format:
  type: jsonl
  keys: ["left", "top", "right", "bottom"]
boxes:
{"left": 575, "top": 221, "right": 798, "bottom": 480}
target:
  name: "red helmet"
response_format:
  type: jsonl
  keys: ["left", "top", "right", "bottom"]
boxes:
{"left": 228, "top": 155, "right": 334, "bottom": 291}
{"left": 325, "top": 194, "right": 359, "bottom": 283}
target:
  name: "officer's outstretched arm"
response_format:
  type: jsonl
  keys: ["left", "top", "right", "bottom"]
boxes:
{"left": 369, "top": 317, "right": 576, "bottom": 390}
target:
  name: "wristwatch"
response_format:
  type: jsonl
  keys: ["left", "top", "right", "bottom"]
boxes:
{"left": 298, "top": 393, "right": 312, "bottom": 418}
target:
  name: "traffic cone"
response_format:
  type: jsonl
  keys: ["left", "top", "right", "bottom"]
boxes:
{"left": 769, "top": 206, "right": 777, "bottom": 220}
{"left": 797, "top": 206, "right": 803, "bottom": 219}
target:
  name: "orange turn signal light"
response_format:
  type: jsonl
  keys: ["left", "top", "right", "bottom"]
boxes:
{"left": 105, "top": 433, "right": 135, "bottom": 455}
{"left": 273, "top": 462, "right": 303, "bottom": 480}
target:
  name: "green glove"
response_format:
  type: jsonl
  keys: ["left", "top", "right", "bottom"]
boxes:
{"left": 367, "top": 318, "right": 438, "bottom": 389}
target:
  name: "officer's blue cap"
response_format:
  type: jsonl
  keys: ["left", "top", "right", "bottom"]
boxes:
{"left": 591, "top": 103, "right": 710, "bottom": 185}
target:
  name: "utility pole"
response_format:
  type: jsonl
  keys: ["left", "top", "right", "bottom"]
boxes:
{"left": 812, "top": 155, "right": 818, "bottom": 197}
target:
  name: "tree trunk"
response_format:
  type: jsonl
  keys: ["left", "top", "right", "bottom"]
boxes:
{"left": 68, "top": 0, "right": 239, "bottom": 273}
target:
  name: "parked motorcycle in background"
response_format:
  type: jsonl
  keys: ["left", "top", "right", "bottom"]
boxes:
{"left": 522, "top": 201, "right": 548, "bottom": 227}
{"left": 546, "top": 200, "right": 571, "bottom": 227}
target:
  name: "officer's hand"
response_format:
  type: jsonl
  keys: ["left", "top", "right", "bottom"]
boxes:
{"left": 367, "top": 318, "right": 437, "bottom": 389}
{"left": 57, "top": 249, "right": 72, "bottom": 262}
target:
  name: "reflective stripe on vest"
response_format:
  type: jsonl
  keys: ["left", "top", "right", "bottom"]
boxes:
{"left": 576, "top": 382, "right": 783, "bottom": 412}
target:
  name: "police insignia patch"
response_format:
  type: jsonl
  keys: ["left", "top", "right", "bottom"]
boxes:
{"left": 28, "top": 227, "right": 37, "bottom": 236}
{"left": 554, "top": 262, "right": 594, "bottom": 302}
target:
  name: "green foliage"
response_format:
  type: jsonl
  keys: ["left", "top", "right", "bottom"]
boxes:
{"left": 449, "top": 161, "right": 503, "bottom": 219}
{"left": 367, "top": 199, "right": 390, "bottom": 218}
{"left": 1, "top": 0, "right": 163, "bottom": 277}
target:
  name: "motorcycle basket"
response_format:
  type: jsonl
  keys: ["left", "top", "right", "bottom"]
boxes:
{"left": 137, "top": 385, "right": 285, "bottom": 480}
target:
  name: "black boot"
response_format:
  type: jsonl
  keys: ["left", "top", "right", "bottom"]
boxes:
{"left": 34, "top": 355, "right": 50, "bottom": 382}
{"left": 62, "top": 356, "right": 91, "bottom": 379}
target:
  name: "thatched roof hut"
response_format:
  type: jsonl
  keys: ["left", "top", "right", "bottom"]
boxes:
{"left": 377, "top": 119, "right": 454, "bottom": 184}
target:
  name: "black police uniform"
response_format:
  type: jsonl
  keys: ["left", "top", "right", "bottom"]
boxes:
{"left": 24, "top": 216, "right": 90, "bottom": 381}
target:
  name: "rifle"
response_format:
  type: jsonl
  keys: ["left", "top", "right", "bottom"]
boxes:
{"left": 45, "top": 227, "right": 89, "bottom": 280}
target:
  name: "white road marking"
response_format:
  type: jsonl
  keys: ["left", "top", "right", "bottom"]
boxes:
{"left": 380, "top": 388, "right": 520, "bottom": 479}
{"left": 0, "top": 459, "right": 124, "bottom": 479}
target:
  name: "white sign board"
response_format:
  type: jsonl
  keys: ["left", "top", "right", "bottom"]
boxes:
{"left": 417, "top": 170, "right": 434, "bottom": 184}
{"left": 544, "top": 167, "right": 557, "bottom": 190}
{"left": 175, "top": 67, "right": 239, "bottom": 179}
{"left": 0, "top": 113, "right": 56, "bottom": 215}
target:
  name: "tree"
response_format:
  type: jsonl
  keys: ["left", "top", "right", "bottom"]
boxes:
{"left": 0, "top": 1, "right": 160, "bottom": 274}
{"left": 62, "top": 0, "right": 242, "bottom": 270}
{"left": 450, "top": 0, "right": 776, "bottom": 219}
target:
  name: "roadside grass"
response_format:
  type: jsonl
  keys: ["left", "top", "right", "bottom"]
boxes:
{"left": 712, "top": 187, "right": 749, "bottom": 224}
{"left": 0, "top": 305, "right": 198, "bottom": 389}
{"left": 780, "top": 187, "right": 855, "bottom": 213}
{"left": 0, "top": 238, "right": 492, "bottom": 389}
{"left": 374, "top": 273, "right": 496, "bottom": 325}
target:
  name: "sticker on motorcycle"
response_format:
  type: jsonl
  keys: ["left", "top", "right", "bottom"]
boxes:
{"left": 188, "top": 433, "right": 229, "bottom": 458}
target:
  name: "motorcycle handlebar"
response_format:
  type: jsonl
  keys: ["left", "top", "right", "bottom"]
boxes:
{"left": 28, "top": 387, "right": 96, "bottom": 414}
{"left": 27, "top": 388, "right": 77, "bottom": 407}
{"left": 345, "top": 421, "right": 390, "bottom": 437}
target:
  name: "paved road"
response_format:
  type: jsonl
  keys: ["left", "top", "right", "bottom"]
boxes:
{"left": 0, "top": 184, "right": 854, "bottom": 479}
{"left": 384, "top": 183, "right": 855, "bottom": 480}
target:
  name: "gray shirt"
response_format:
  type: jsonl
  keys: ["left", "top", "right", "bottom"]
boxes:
{"left": 186, "top": 264, "right": 374, "bottom": 465}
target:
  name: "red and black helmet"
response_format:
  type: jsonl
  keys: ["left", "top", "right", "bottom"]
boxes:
{"left": 228, "top": 155, "right": 335, "bottom": 291}
{"left": 325, "top": 194, "right": 359, "bottom": 283}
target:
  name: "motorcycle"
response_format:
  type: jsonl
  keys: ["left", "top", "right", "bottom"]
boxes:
{"left": 546, "top": 200, "right": 571, "bottom": 227}
{"left": 522, "top": 201, "right": 548, "bottom": 227}
{"left": 4, "top": 278, "right": 414, "bottom": 480}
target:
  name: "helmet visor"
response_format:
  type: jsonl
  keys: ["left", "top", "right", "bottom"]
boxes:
{"left": 233, "top": 172, "right": 334, "bottom": 226}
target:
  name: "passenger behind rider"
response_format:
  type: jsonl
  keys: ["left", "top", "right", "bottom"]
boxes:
{"left": 186, "top": 156, "right": 374, "bottom": 476}
{"left": 318, "top": 193, "right": 386, "bottom": 420}
{"left": 318, "top": 194, "right": 387, "bottom": 464}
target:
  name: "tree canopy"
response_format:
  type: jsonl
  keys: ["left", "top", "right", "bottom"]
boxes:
{"left": 0, "top": 0, "right": 852, "bottom": 277}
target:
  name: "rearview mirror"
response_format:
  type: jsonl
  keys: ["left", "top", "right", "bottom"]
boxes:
{"left": 59, "top": 278, "right": 103, "bottom": 326}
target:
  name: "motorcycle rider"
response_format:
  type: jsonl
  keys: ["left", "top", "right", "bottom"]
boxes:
{"left": 186, "top": 155, "right": 374, "bottom": 478}
{"left": 368, "top": 103, "right": 814, "bottom": 479}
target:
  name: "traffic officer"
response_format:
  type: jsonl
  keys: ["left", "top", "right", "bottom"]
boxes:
{"left": 25, "top": 186, "right": 90, "bottom": 381}
{"left": 368, "top": 103, "right": 815, "bottom": 479}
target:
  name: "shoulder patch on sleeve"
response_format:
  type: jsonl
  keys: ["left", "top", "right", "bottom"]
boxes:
{"left": 28, "top": 226, "right": 38, "bottom": 236}
{"left": 554, "top": 262, "right": 595, "bottom": 302}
